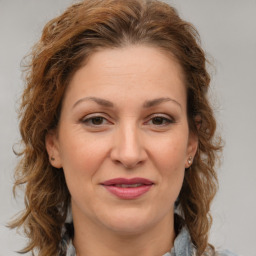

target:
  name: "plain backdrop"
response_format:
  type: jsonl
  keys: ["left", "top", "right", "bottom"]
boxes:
{"left": 0, "top": 0, "right": 256, "bottom": 255}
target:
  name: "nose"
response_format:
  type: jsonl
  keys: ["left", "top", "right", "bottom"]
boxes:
{"left": 110, "top": 123, "right": 147, "bottom": 169}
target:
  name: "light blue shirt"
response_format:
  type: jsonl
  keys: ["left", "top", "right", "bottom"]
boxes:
{"left": 64, "top": 226, "right": 238, "bottom": 256}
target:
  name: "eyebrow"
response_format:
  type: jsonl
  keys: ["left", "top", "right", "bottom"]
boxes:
{"left": 143, "top": 97, "right": 181, "bottom": 109}
{"left": 72, "top": 97, "right": 114, "bottom": 109}
{"left": 72, "top": 96, "right": 181, "bottom": 109}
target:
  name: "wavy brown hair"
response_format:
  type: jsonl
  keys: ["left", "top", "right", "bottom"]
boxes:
{"left": 10, "top": 0, "right": 222, "bottom": 255}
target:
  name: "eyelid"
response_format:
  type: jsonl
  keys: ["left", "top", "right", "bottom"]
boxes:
{"left": 147, "top": 113, "right": 174, "bottom": 120}
{"left": 149, "top": 113, "right": 173, "bottom": 118}
{"left": 144, "top": 113, "right": 175, "bottom": 125}
{"left": 80, "top": 113, "right": 113, "bottom": 125}
{"left": 80, "top": 112, "right": 175, "bottom": 127}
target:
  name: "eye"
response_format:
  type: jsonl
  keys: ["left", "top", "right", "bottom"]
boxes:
{"left": 151, "top": 116, "right": 171, "bottom": 125}
{"left": 145, "top": 114, "right": 174, "bottom": 126}
{"left": 81, "top": 115, "right": 111, "bottom": 126}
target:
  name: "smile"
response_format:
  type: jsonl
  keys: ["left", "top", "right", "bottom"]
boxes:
{"left": 114, "top": 183, "right": 143, "bottom": 188}
{"left": 101, "top": 177, "right": 154, "bottom": 199}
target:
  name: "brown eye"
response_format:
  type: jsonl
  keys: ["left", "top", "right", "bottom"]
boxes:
{"left": 82, "top": 115, "right": 109, "bottom": 126}
{"left": 91, "top": 117, "right": 104, "bottom": 125}
{"left": 151, "top": 117, "right": 172, "bottom": 125}
{"left": 152, "top": 117, "right": 165, "bottom": 125}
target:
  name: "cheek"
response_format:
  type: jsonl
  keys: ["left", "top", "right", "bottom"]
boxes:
{"left": 59, "top": 125, "right": 108, "bottom": 165}
{"left": 149, "top": 133, "right": 188, "bottom": 197}
{"left": 150, "top": 132, "right": 188, "bottom": 171}
{"left": 58, "top": 130, "right": 110, "bottom": 192}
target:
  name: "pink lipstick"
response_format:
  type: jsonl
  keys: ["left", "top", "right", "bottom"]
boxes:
{"left": 101, "top": 177, "right": 154, "bottom": 199}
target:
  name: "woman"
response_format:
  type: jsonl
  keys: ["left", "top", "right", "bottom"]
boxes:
{"left": 10, "top": 0, "right": 237, "bottom": 255}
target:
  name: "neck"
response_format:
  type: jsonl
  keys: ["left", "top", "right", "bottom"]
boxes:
{"left": 72, "top": 208, "right": 175, "bottom": 256}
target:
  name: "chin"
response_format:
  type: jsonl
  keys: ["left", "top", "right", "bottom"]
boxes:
{"left": 106, "top": 221, "right": 153, "bottom": 236}
{"left": 97, "top": 209, "right": 160, "bottom": 235}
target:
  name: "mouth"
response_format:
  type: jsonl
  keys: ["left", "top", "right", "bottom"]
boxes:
{"left": 112, "top": 183, "right": 145, "bottom": 188}
{"left": 100, "top": 177, "right": 154, "bottom": 200}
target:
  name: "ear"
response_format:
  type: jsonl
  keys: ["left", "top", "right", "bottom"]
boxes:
{"left": 45, "top": 130, "right": 62, "bottom": 168}
{"left": 185, "top": 131, "right": 198, "bottom": 169}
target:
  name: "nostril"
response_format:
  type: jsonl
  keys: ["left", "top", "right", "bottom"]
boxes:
{"left": 113, "top": 158, "right": 144, "bottom": 169}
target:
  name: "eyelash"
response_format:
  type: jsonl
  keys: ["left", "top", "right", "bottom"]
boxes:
{"left": 81, "top": 114, "right": 174, "bottom": 127}
{"left": 145, "top": 115, "right": 174, "bottom": 126}
{"left": 81, "top": 115, "right": 111, "bottom": 126}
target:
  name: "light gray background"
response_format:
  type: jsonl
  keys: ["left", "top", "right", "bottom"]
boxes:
{"left": 0, "top": 0, "right": 255, "bottom": 255}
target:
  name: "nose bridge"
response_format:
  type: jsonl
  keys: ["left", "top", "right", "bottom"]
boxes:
{"left": 111, "top": 119, "right": 146, "bottom": 168}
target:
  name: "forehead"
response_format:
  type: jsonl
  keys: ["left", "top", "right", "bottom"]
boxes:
{"left": 63, "top": 45, "right": 186, "bottom": 106}
{"left": 80, "top": 45, "right": 184, "bottom": 81}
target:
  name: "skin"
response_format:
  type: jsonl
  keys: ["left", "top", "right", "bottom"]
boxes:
{"left": 46, "top": 45, "right": 198, "bottom": 256}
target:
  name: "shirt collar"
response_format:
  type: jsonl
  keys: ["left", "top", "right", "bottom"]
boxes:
{"left": 62, "top": 224, "right": 194, "bottom": 256}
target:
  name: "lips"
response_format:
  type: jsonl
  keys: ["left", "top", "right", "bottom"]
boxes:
{"left": 101, "top": 177, "right": 154, "bottom": 186}
{"left": 101, "top": 177, "right": 154, "bottom": 199}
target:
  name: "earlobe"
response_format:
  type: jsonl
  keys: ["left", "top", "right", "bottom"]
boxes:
{"left": 45, "top": 130, "right": 62, "bottom": 168}
{"left": 185, "top": 131, "right": 198, "bottom": 168}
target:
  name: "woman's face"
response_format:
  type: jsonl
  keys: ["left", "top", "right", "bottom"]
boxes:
{"left": 46, "top": 45, "right": 197, "bottom": 235}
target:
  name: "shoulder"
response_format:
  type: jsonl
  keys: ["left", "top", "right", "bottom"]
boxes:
{"left": 216, "top": 249, "right": 239, "bottom": 256}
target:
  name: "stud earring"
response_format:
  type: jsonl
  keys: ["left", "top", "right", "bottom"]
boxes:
{"left": 188, "top": 156, "right": 193, "bottom": 165}
{"left": 50, "top": 157, "right": 55, "bottom": 161}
